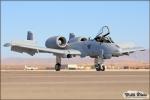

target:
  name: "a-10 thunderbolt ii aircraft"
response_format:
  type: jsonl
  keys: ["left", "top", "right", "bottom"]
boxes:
{"left": 4, "top": 26, "right": 144, "bottom": 71}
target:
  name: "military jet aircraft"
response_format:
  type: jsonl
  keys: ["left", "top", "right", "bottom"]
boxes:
{"left": 4, "top": 26, "right": 144, "bottom": 71}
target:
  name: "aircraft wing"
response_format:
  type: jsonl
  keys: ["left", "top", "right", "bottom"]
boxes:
{"left": 120, "top": 46, "right": 145, "bottom": 55}
{"left": 4, "top": 41, "right": 81, "bottom": 56}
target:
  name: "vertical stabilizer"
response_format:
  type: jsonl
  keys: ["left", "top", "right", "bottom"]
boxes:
{"left": 69, "top": 33, "right": 75, "bottom": 40}
{"left": 27, "top": 31, "right": 33, "bottom": 40}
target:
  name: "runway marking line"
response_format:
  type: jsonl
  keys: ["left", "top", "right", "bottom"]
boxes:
{"left": 1, "top": 69, "right": 149, "bottom": 72}
{"left": 1, "top": 80, "right": 149, "bottom": 85}
{"left": 3, "top": 75, "right": 148, "bottom": 78}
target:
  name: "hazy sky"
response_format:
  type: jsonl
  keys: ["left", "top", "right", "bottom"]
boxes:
{"left": 1, "top": 1, "right": 149, "bottom": 58}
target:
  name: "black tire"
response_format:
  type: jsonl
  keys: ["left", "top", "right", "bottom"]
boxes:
{"left": 95, "top": 64, "right": 101, "bottom": 71}
{"left": 55, "top": 63, "right": 61, "bottom": 71}
{"left": 100, "top": 64, "right": 105, "bottom": 71}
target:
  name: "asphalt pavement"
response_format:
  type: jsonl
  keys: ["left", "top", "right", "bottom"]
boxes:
{"left": 1, "top": 70, "right": 149, "bottom": 99}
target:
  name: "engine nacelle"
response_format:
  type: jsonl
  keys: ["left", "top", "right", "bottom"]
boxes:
{"left": 69, "top": 37, "right": 87, "bottom": 43}
{"left": 45, "top": 36, "right": 67, "bottom": 49}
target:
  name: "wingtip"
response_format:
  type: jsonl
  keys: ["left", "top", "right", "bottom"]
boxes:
{"left": 3, "top": 43, "right": 11, "bottom": 47}
{"left": 140, "top": 49, "right": 145, "bottom": 51}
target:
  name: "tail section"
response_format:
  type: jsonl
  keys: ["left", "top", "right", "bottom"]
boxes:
{"left": 68, "top": 33, "right": 75, "bottom": 43}
{"left": 69, "top": 33, "right": 75, "bottom": 40}
{"left": 27, "top": 31, "right": 33, "bottom": 40}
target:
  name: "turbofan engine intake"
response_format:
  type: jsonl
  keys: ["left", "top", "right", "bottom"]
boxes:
{"left": 45, "top": 36, "right": 67, "bottom": 49}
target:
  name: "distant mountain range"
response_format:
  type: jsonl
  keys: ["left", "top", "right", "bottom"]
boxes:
{"left": 1, "top": 49, "right": 149, "bottom": 66}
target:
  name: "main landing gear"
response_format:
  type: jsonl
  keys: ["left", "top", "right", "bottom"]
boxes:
{"left": 55, "top": 56, "right": 61, "bottom": 71}
{"left": 54, "top": 56, "right": 105, "bottom": 71}
{"left": 94, "top": 56, "right": 105, "bottom": 71}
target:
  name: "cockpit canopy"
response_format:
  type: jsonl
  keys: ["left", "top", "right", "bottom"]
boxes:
{"left": 94, "top": 26, "right": 114, "bottom": 43}
{"left": 95, "top": 36, "right": 114, "bottom": 43}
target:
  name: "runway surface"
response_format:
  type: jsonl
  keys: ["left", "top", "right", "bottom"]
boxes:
{"left": 1, "top": 70, "right": 149, "bottom": 99}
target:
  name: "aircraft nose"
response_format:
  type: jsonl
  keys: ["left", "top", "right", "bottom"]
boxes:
{"left": 112, "top": 44, "right": 122, "bottom": 56}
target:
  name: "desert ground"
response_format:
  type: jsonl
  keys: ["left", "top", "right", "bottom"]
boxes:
{"left": 1, "top": 50, "right": 149, "bottom": 99}
{"left": 1, "top": 70, "right": 149, "bottom": 99}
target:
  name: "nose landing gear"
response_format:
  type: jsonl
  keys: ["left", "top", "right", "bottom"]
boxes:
{"left": 95, "top": 64, "right": 105, "bottom": 71}
{"left": 94, "top": 56, "right": 105, "bottom": 71}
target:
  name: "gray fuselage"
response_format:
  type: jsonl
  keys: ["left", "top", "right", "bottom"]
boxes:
{"left": 69, "top": 40, "right": 120, "bottom": 59}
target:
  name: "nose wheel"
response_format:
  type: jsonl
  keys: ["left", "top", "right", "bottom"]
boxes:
{"left": 95, "top": 64, "right": 105, "bottom": 71}
{"left": 94, "top": 56, "right": 105, "bottom": 71}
